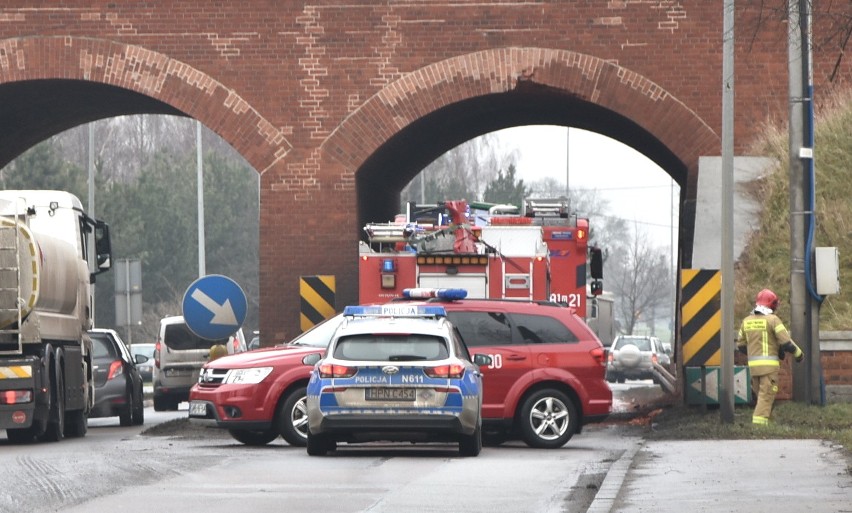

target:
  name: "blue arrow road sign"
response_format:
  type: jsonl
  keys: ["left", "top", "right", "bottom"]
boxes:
{"left": 182, "top": 274, "right": 247, "bottom": 340}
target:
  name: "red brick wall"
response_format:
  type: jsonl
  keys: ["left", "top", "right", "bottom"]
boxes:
{"left": 0, "top": 2, "right": 848, "bottom": 341}
{"left": 822, "top": 351, "right": 852, "bottom": 385}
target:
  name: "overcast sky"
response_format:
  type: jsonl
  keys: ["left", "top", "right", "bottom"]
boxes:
{"left": 493, "top": 125, "right": 679, "bottom": 249}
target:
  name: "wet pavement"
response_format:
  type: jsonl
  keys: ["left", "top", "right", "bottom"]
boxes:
{"left": 592, "top": 382, "right": 852, "bottom": 512}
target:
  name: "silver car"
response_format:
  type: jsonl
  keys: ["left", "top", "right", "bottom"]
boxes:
{"left": 606, "top": 335, "right": 671, "bottom": 384}
{"left": 305, "top": 305, "right": 490, "bottom": 456}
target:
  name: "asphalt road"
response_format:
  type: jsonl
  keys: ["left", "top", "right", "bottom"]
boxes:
{"left": 1, "top": 381, "right": 667, "bottom": 513}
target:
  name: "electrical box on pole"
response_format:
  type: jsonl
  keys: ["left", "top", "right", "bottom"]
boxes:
{"left": 815, "top": 247, "right": 840, "bottom": 295}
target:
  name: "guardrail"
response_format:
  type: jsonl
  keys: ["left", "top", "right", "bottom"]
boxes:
{"left": 652, "top": 362, "right": 677, "bottom": 394}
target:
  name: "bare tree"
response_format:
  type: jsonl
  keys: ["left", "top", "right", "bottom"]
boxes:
{"left": 741, "top": 1, "right": 851, "bottom": 82}
{"left": 609, "top": 224, "right": 673, "bottom": 335}
{"left": 401, "top": 133, "right": 518, "bottom": 204}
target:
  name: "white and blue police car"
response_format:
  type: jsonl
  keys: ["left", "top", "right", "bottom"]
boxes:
{"left": 305, "top": 304, "right": 491, "bottom": 456}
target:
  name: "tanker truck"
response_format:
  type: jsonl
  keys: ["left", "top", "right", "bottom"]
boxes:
{"left": 0, "top": 190, "right": 111, "bottom": 442}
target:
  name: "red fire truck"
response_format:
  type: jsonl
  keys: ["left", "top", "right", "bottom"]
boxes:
{"left": 359, "top": 198, "right": 603, "bottom": 317}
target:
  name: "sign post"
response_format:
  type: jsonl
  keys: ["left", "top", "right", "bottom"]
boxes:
{"left": 114, "top": 259, "right": 142, "bottom": 345}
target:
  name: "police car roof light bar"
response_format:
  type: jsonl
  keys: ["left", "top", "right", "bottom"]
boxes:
{"left": 402, "top": 288, "right": 468, "bottom": 300}
{"left": 343, "top": 305, "right": 447, "bottom": 317}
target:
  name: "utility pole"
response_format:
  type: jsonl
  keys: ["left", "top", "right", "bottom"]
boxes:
{"left": 197, "top": 120, "right": 206, "bottom": 278}
{"left": 788, "top": 0, "right": 821, "bottom": 404}
{"left": 719, "top": 0, "right": 735, "bottom": 423}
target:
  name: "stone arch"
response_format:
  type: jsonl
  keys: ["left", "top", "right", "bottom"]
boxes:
{"left": 325, "top": 47, "right": 718, "bottom": 181}
{"left": 0, "top": 36, "right": 291, "bottom": 172}
{"left": 322, "top": 47, "right": 720, "bottom": 266}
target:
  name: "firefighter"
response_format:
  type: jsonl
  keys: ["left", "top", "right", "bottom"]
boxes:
{"left": 208, "top": 343, "right": 228, "bottom": 362}
{"left": 736, "top": 288, "right": 804, "bottom": 425}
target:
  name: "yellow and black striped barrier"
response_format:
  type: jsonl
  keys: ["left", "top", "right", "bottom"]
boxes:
{"left": 300, "top": 275, "right": 336, "bottom": 332}
{"left": 681, "top": 269, "right": 721, "bottom": 367}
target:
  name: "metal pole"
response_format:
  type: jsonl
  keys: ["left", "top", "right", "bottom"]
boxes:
{"left": 87, "top": 123, "right": 96, "bottom": 324}
{"left": 125, "top": 258, "right": 132, "bottom": 345}
{"left": 788, "top": 0, "right": 811, "bottom": 403}
{"left": 719, "top": 0, "right": 735, "bottom": 423}
{"left": 196, "top": 120, "right": 206, "bottom": 278}
{"left": 565, "top": 127, "right": 570, "bottom": 198}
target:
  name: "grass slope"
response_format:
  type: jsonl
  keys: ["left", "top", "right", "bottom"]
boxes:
{"left": 735, "top": 88, "right": 852, "bottom": 327}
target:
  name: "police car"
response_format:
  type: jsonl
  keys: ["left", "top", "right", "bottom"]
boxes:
{"left": 305, "top": 304, "right": 491, "bottom": 456}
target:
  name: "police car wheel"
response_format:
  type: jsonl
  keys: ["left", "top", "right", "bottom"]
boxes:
{"left": 459, "top": 422, "right": 482, "bottom": 457}
{"left": 275, "top": 386, "right": 308, "bottom": 447}
{"left": 519, "top": 389, "right": 577, "bottom": 449}
{"left": 306, "top": 432, "right": 335, "bottom": 456}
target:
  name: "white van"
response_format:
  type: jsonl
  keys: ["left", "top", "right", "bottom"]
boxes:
{"left": 153, "top": 315, "right": 247, "bottom": 411}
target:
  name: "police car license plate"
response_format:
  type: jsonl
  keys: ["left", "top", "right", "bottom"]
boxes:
{"left": 365, "top": 388, "right": 416, "bottom": 401}
{"left": 189, "top": 401, "right": 208, "bottom": 417}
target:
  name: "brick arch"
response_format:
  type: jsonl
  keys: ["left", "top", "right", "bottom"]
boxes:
{"left": 323, "top": 46, "right": 720, "bottom": 203}
{"left": 0, "top": 36, "right": 291, "bottom": 173}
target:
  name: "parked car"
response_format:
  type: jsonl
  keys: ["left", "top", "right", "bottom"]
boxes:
{"left": 189, "top": 288, "right": 612, "bottom": 449}
{"left": 130, "top": 343, "right": 156, "bottom": 382}
{"left": 153, "top": 315, "right": 247, "bottom": 411}
{"left": 606, "top": 335, "right": 671, "bottom": 384}
{"left": 248, "top": 332, "right": 260, "bottom": 351}
{"left": 89, "top": 329, "right": 146, "bottom": 426}
{"left": 305, "top": 305, "right": 490, "bottom": 456}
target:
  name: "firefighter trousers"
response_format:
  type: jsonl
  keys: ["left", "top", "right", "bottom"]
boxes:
{"left": 750, "top": 365, "right": 779, "bottom": 425}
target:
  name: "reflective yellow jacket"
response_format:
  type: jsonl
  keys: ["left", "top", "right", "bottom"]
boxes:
{"left": 736, "top": 312, "right": 800, "bottom": 368}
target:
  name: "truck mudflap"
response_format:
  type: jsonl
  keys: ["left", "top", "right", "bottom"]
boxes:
{"left": 0, "top": 357, "right": 43, "bottom": 430}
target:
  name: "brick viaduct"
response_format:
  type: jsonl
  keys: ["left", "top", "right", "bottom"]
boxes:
{"left": 0, "top": 2, "right": 848, "bottom": 344}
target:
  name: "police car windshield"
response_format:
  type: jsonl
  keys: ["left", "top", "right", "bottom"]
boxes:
{"left": 333, "top": 335, "right": 449, "bottom": 361}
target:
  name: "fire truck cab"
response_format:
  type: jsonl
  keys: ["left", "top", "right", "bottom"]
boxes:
{"left": 358, "top": 198, "right": 603, "bottom": 318}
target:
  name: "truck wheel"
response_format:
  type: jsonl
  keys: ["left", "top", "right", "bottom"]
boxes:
{"left": 65, "top": 410, "right": 88, "bottom": 438}
{"left": 41, "top": 363, "right": 65, "bottom": 442}
{"left": 228, "top": 429, "right": 279, "bottom": 446}
{"left": 518, "top": 389, "right": 577, "bottom": 449}
{"left": 275, "top": 386, "right": 308, "bottom": 447}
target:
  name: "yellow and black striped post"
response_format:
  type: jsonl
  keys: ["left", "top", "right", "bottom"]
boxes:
{"left": 299, "top": 275, "right": 336, "bottom": 332}
{"left": 681, "top": 269, "right": 721, "bottom": 367}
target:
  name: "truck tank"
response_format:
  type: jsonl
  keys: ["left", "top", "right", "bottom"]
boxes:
{"left": 0, "top": 217, "right": 80, "bottom": 328}
{"left": 0, "top": 192, "right": 90, "bottom": 345}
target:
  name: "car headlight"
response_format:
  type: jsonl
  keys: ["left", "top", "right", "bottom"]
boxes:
{"left": 223, "top": 367, "right": 273, "bottom": 384}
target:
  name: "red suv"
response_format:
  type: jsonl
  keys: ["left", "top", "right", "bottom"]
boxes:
{"left": 189, "top": 296, "right": 611, "bottom": 449}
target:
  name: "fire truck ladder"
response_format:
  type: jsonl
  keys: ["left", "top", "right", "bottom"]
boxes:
{"left": 502, "top": 260, "right": 534, "bottom": 301}
{"left": 0, "top": 215, "right": 24, "bottom": 354}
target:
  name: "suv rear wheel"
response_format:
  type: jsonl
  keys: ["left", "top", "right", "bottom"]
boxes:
{"left": 519, "top": 389, "right": 577, "bottom": 449}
